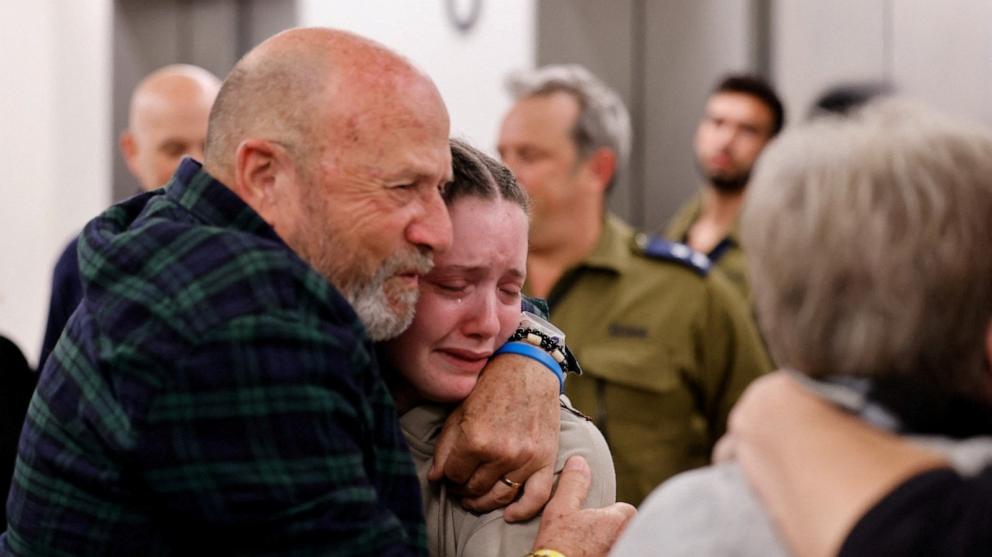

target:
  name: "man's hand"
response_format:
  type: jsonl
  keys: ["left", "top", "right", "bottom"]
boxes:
{"left": 533, "top": 456, "right": 636, "bottom": 557}
{"left": 430, "top": 353, "right": 560, "bottom": 521}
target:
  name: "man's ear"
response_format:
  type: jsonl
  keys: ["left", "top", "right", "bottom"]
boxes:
{"left": 119, "top": 130, "right": 141, "bottom": 176}
{"left": 232, "top": 138, "right": 290, "bottom": 221}
{"left": 584, "top": 147, "right": 618, "bottom": 194}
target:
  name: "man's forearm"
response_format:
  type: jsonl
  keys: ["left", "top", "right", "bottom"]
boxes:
{"left": 432, "top": 352, "right": 561, "bottom": 519}
{"left": 730, "top": 373, "right": 948, "bottom": 557}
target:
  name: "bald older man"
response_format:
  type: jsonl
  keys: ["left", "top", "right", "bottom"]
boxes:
{"left": 120, "top": 64, "right": 221, "bottom": 191}
{"left": 4, "top": 28, "right": 632, "bottom": 556}
{"left": 37, "top": 65, "right": 221, "bottom": 370}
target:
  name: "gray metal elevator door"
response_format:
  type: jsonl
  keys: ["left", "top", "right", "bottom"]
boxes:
{"left": 111, "top": 0, "right": 295, "bottom": 201}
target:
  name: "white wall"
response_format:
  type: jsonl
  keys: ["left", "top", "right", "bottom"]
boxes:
{"left": 772, "top": 1, "right": 888, "bottom": 125}
{"left": 772, "top": 1, "right": 992, "bottom": 126}
{"left": 0, "top": 1, "right": 531, "bottom": 366}
{"left": 891, "top": 0, "right": 992, "bottom": 126}
{"left": 297, "top": 0, "right": 536, "bottom": 153}
{"left": 0, "top": 1, "right": 112, "bottom": 366}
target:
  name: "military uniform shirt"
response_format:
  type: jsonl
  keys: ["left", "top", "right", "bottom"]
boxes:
{"left": 665, "top": 194, "right": 750, "bottom": 300}
{"left": 549, "top": 214, "right": 771, "bottom": 505}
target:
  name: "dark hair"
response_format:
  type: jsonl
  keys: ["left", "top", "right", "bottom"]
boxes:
{"left": 809, "top": 82, "right": 894, "bottom": 119}
{"left": 713, "top": 74, "right": 786, "bottom": 136}
{"left": 446, "top": 138, "right": 529, "bottom": 212}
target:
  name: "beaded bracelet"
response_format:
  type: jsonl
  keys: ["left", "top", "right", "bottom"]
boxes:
{"left": 507, "top": 327, "right": 568, "bottom": 372}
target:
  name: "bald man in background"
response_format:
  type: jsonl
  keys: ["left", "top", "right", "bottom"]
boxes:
{"left": 119, "top": 64, "right": 222, "bottom": 191}
{"left": 37, "top": 64, "right": 221, "bottom": 369}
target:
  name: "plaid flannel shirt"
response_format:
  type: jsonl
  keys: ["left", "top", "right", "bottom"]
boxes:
{"left": 2, "top": 159, "right": 426, "bottom": 556}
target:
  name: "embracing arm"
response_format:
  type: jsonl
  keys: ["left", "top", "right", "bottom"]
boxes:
{"left": 431, "top": 352, "right": 561, "bottom": 521}
{"left": 458, "top": 403, "right": 619, "bottom": 557}
{"left": 726, "top": 372, "right": 950, "bottom": 557}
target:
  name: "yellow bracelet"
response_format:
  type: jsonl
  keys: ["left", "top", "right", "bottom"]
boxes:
{"left": 526, "top": 550, "right": 566, "bottom": 557}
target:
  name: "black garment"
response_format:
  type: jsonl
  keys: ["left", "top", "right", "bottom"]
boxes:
{"left": 825, "top": 374, "right": 992, "bottom": 556}
{"left": 38, "top": 236, "right": 83, "bottom": 371}
{"left": 1, "top": 335, "right": 36, "bottom": 530}
{"left": 840, "top": 466, "right": 992, "bottom": 557}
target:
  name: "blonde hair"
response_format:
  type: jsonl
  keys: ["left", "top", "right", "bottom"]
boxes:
{"left": 742, "top": 99, "right": 992, "bottom": 395}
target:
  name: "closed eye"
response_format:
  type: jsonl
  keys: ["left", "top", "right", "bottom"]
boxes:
{"left": 434, "top": 282, "right": 468, "bottom": 295}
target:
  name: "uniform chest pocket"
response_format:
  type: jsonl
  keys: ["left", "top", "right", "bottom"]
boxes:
{"left": 575, "top": 339, "right": 686, "bottom": 395}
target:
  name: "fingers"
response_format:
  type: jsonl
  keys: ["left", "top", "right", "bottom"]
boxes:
{"left": 504, "top": 465, "right": 554, "bottom": 522}
{"left": 712, "top": 433, "right": 737, "bottom": 463}
{"left": 433, "top": 419, "right": 540, "bottom": 494}
{"left": 544, "top": 456, "right": 591, "bottom": 516}
{"left": 603, "top": 501, "right": 638, "bottom": 532}
{"left": 429, "top": 411, "right": 480, "bottom": 483}
{"left": 531, "top": 457, "right": 637, "bottom": 556}
{"left": 461, "top": 477, "right": 522, "bottom": 513}
{"left": 430, "top": 352, "right": 560, "bottom": 490}
{"left": 462, "top": 460, "right": 513, "bottom": 496}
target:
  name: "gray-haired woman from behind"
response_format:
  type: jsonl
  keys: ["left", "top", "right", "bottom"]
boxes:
{"left": 610, "top": 99, "right": 992, "bottom": 556}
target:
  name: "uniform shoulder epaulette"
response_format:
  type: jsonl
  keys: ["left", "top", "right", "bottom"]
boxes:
{"left": 633, "top": 232, "right": 711, "bottom": 276}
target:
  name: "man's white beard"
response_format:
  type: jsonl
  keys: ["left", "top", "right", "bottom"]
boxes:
{"left": 290, "top": 184, "right": 433, "bottom": 342}
{"left": 341, "top": 249, "right": 433, "bottom": 341}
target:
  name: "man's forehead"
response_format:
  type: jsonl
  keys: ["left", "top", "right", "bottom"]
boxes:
{"left": 516, "top": 92, "right": 580, "bottom": 123}
{"left": 331, "top": 87, "right": 449, "bottom": 150}
{"left": 502, "top": 93, "right": 580, "bottom": 145}
{"left": 342, "top": 135, "right": 451, "bottom": 181}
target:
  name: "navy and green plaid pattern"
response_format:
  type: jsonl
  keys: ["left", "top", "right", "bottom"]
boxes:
{"left": 2, "top": 159, "right": 426, "bottom": 556}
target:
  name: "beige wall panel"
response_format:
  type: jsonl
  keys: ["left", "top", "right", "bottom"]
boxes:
{"left": 640, "top": 0, "right": 756, "bottom": 229}
{"left": 771, "top": 0, "right": 887, "bottom": 122}
{"left": 112, "top": 0, "right": 295, "bottom": 200}
{"left": 891, "top": 0, "right": 992, "bottom": 124}
{"left": 537, "top": 0, "right": 637, "bottom": 222}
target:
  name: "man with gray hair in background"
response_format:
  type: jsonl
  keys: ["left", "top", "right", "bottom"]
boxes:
{"left": 497, "top": 64, "right": 771, "bottom": 506}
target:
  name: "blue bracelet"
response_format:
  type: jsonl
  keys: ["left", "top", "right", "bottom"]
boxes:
{"left": 493, "top": 341, "right": 565, "bottom": 393}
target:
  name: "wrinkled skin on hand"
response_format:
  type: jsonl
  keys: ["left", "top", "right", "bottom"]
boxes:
{"left": 430, "top": 353, "right": 560, "bottom": 521}
{"left": 534, "top": 456, "right": 636, "bottom": 557}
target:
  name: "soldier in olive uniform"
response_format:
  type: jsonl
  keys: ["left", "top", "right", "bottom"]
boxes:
{"left": 664, "top": 196, "right": 749, "bottom": 298}
{"left": 664, "top": 74, "right": 784, "bottom": 300}
{"left": 497, "top": 65, "right": 772, "bottom": 505}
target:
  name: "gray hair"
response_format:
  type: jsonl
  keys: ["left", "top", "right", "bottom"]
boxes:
{"left": 506, "top": 64, "right": 631, "bottom": 189}
{"left": 742, "top": 99, "right": 992, "bottom": 397}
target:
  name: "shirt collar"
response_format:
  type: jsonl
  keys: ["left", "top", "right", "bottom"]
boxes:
{"left": 664, "top": 194, "right": 702, "bottom": 242}
{"left": 579, "top": 213, "right": 634, "bottom": 274}
{"left": 165, "top": 157, "right": 282, "bottom": 244}
{"left": 668, "top": 194, "right": 744, "bottom": 260}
